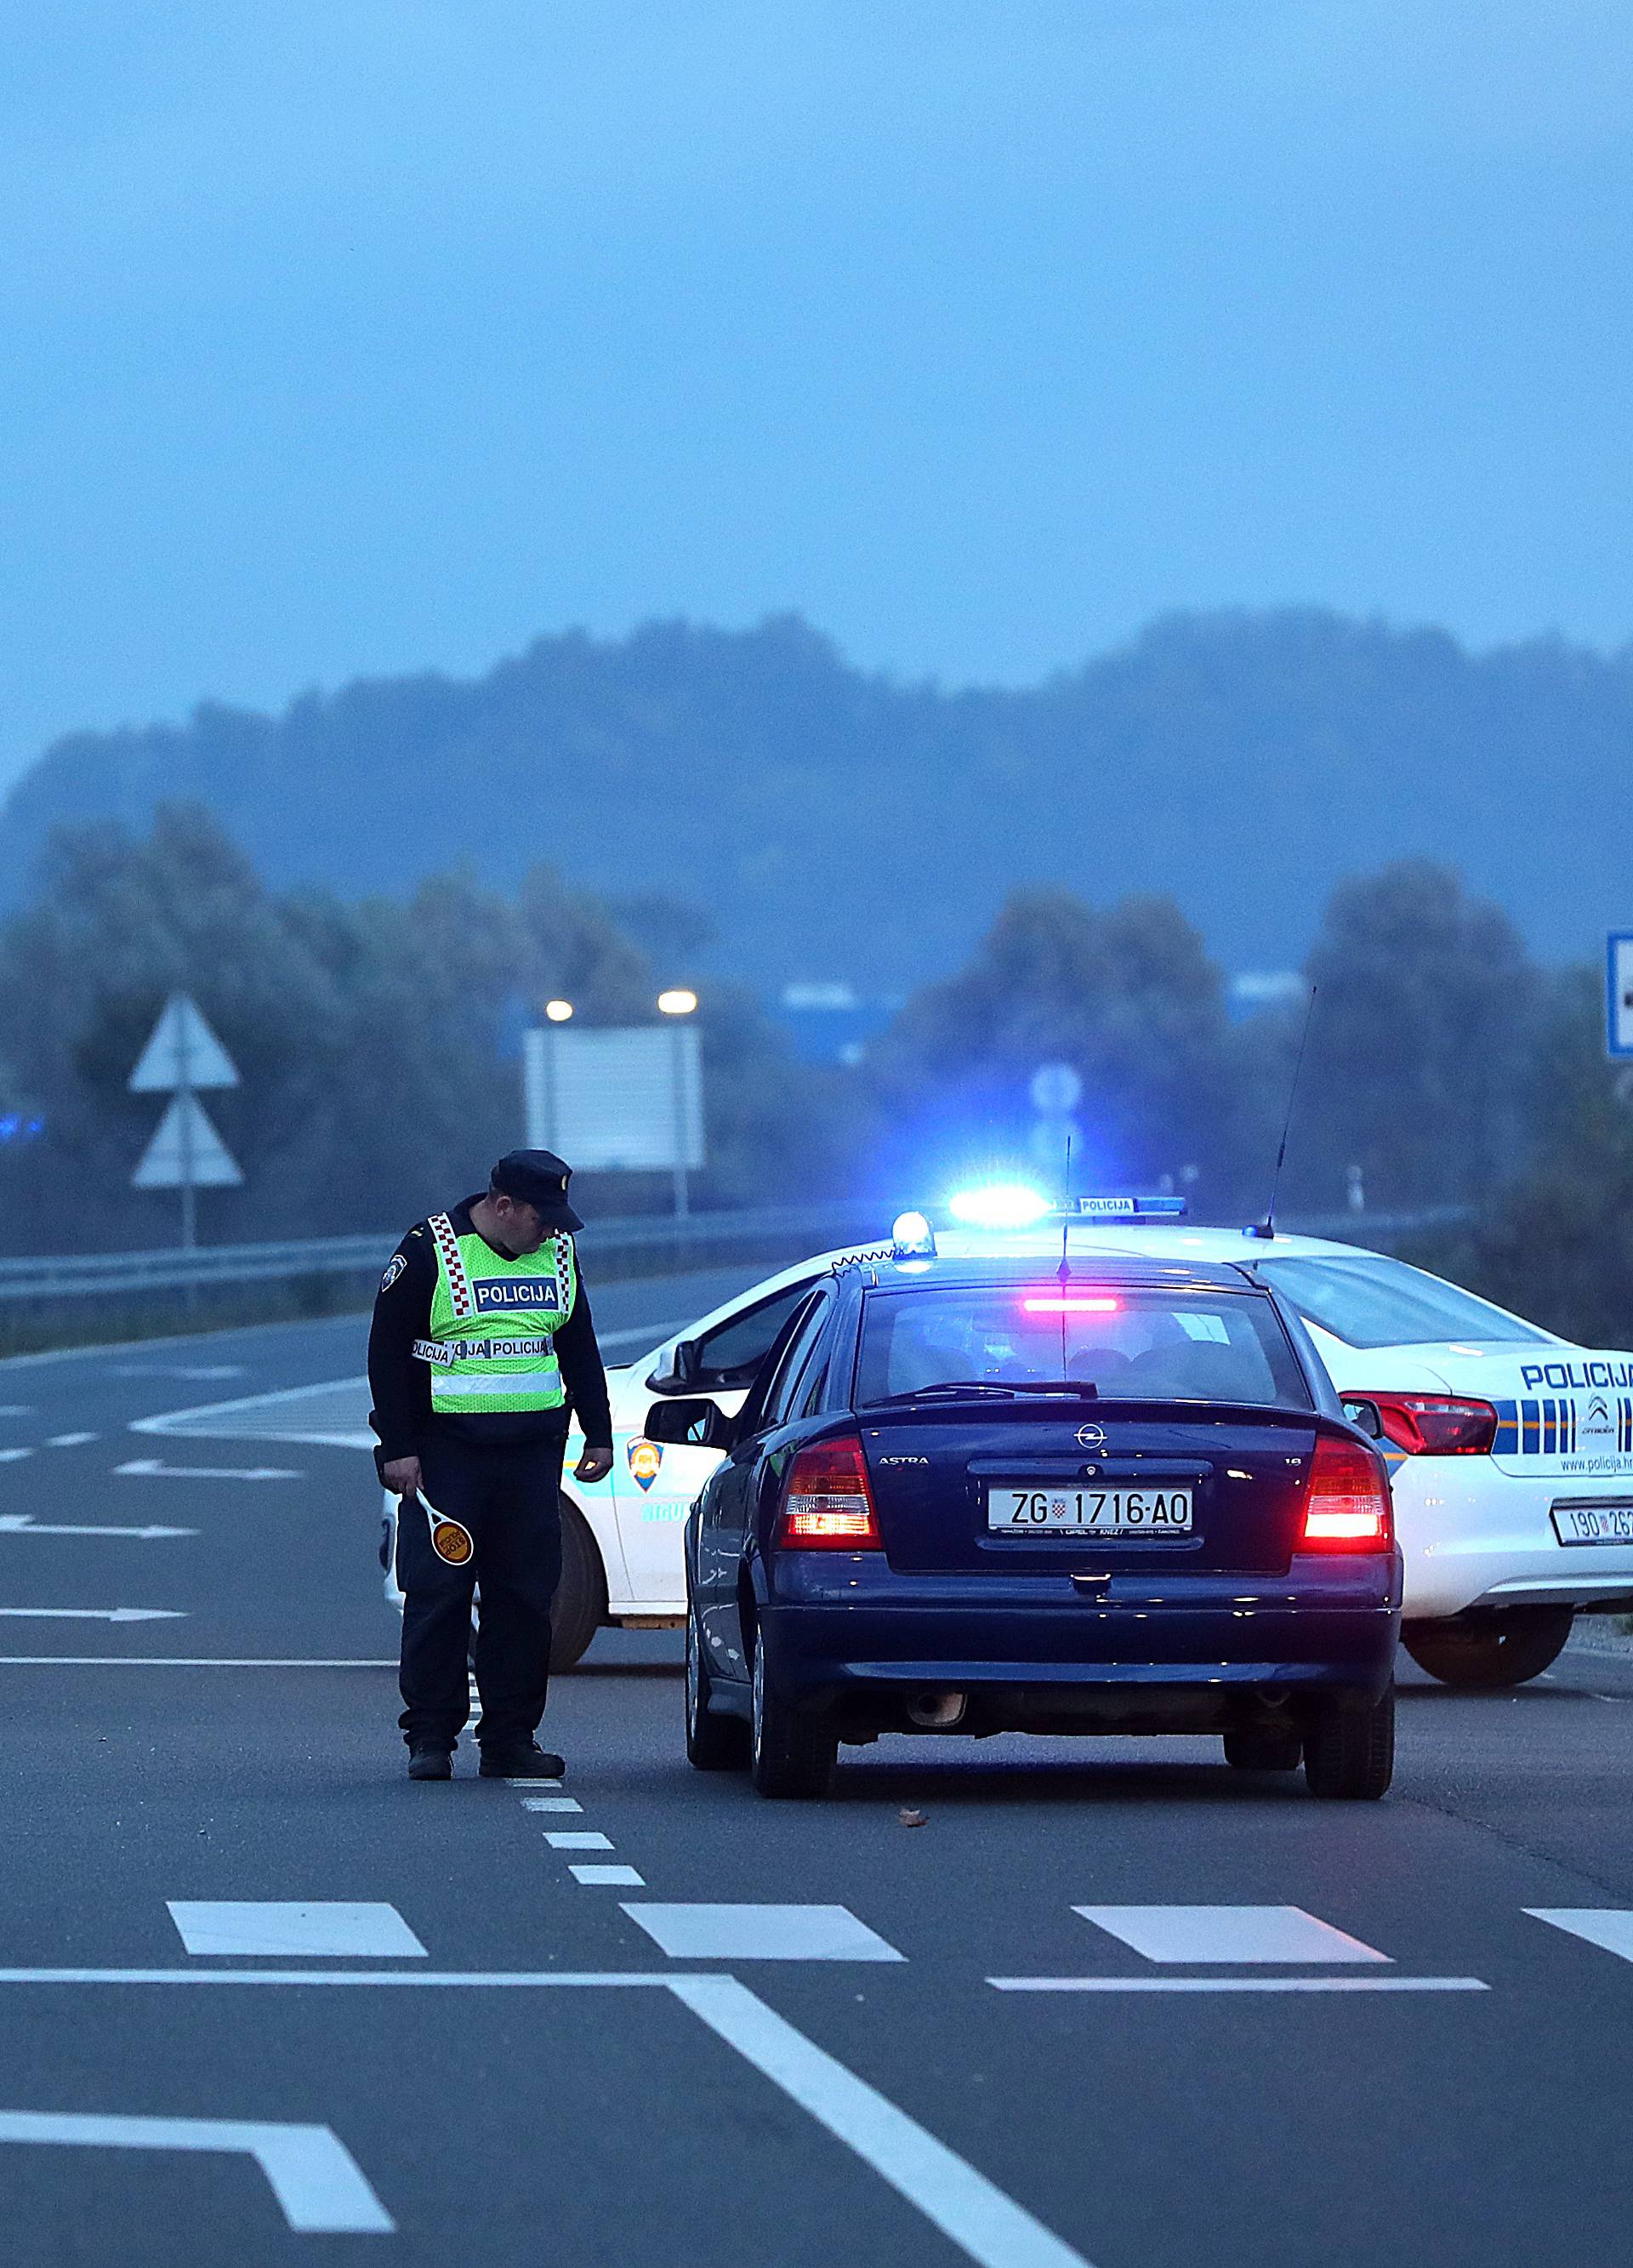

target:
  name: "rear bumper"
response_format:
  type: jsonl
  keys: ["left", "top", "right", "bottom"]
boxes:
{"left": 1392, "top": 1465, "right": 1633, "bottom": 1619}
{"left": 760, "top": 1557, "right": 1400, "bottom": 1729}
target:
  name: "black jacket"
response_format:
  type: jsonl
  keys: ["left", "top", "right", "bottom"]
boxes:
{"left": 367, "top": 1196, "right": 613, "bottom": 1469}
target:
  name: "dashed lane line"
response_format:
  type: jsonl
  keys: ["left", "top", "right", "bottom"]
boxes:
{"left": 1527, "top": 1909, "right": 1633, "bottom": 1962}
{"left": 46, "top": 1433, "right": 98, "bottom": 1447}
{"left": 987, "top": 1976, "right": 1489, "bottom": 1995}
{"left": 571, "top": 1864, "right": 646, "bottom": 1886}
{"left": 624, "top": 1905, "right": 906, "bottom": 1963}
{"left": 168, "top": 1902, "right": 428, "bottom": 1958}
{"left": 544, "top": 1831, "right": 614, "bottom": 1851}
{"left": 1073, "top": 1905, "right": 1391, "bottom": 1965}
{"left": 521, "top": 1796, "right": 582, "bottom": 1812}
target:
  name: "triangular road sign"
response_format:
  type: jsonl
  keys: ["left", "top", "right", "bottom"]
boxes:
{"left": 128, "top": 994, "right": 239, "bottom": 1093}
{"left": 132, "top": 1094, "right": 243, "bottom": 1188}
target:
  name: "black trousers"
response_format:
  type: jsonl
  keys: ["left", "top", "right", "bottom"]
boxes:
{"left": 395, "top": 1432, "right": 565, "bottom": 1750}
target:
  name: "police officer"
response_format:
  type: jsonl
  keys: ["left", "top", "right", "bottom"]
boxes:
{"left": 368, "top": 1150, "right": 614, "bottom": 1781}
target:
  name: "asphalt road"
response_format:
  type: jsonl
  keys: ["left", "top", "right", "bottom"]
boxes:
{"left": 3, "top": 1274, "right": 1632, "bottom": 2268}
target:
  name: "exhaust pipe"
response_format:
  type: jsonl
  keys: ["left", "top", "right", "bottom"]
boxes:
{"left": 905, "top": 1690, "right": 967, "bottom": 1729}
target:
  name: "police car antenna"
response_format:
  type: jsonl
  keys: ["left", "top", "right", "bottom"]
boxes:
{"left": 1057, "top": 1136, "right": 1073, "bottom": 1288}
{"left": 1246, "top": 986, "right": 1317, "bottom": 1242}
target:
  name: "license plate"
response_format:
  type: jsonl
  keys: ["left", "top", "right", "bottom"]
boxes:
{"left": 1552, "top": 1502, "right": 1633, "bottom": 1546}
{"left": 987, "top": 1485, "right": 1193, "bottom": 1536}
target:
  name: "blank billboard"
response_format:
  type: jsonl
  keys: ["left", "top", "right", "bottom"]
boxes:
{"left": 523, "top": 1026, "right": 703, "bottom": 1171}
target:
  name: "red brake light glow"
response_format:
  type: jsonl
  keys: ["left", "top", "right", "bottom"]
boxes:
{"left": 1300, "top": 1436, "right": 1392, "bottom": 1552}
{"left": 779, "top": 1437, "right": 882, "bottom": 1549}
{"left": 1021, "top": 1296, "right": 1120, "bottom": 1314}
{"left": 1349, "top": 1393, "right": 1497, "bottom": 1456}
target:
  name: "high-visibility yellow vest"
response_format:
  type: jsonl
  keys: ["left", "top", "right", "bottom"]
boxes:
{"left": 414, "top": 1212, "right": 577, "bottom": 1416}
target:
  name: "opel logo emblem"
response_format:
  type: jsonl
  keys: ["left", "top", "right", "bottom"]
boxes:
{"left": 1076, "top": 1424, "right": 1106, "bottom": 1450}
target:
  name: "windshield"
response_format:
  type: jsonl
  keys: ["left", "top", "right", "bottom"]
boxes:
{"left": 1257, "top": 1254, "right": 1550, "bottom": 1350}
{"left": 855, "top": 1285, "right": 1311, "bottom": 1408}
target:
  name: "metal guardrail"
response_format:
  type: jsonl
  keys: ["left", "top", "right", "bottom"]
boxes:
{"left": 0, "top": 1203, "right": 1471, "bottom": 1304}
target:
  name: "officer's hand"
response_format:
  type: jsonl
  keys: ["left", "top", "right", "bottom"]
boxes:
{"left": 574, "top": 1443, "right": 614, "bottom": 1484}
{"left": 384, "top": 1456, "right": 423, "bottom": 1502}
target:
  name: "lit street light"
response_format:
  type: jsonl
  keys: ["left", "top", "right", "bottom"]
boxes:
{"left": 544, "top": 999, "right": 574, "bottom": 1023}
{"left": 658, "top": 990, "right": 698, "bottom": 1217}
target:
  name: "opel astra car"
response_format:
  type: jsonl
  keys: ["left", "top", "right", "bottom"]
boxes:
{"left": 675, "top": 1245, "right": 1400, "bottom": 1798}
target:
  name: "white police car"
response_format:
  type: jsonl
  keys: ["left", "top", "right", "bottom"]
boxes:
{"left": 390, "top": 1188, "right": 1633, "bottom": 1683}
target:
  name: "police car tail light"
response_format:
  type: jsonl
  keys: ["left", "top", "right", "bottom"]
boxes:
{"left": 1300, "top": 1437, "right": 1392, "bottom": 1551}
{"left": 1348, "top": 1393, "right": 1498, "bottom": 1457}
{"left": 780, "top": 1438, "right": 882, "bottom": 1549}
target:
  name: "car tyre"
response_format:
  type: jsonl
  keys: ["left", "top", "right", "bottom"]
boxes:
{"left": 1223, "top": 1726, "right": 1302, "bottom": 1772}
{"left": 1401, "top": 1607, "right": 1574, "bottom": 1689}
{"left": 749, "top": 1640, "right": 836, "bottom": 1798}
{"left": 686, "top": 1605, "right": 750, "bottom": 1771}
{"left": 1304, "top": 1688, "right": 1394, "bottom": 1800}
{"left": 550, "top": 1496, "right": 606, "bottom": 1672}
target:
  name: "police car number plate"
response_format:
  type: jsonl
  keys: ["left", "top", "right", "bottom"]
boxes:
{"left": 987, "top": 1486, "right": 1193, "bottom": 1535}
{"left": 1552, "top": 1501, "right": 1633, "bottom": 1546}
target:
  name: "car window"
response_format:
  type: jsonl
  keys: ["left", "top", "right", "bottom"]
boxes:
{"left": 855, "top": 1285, "right": 1309, "bottom": 1408}
{"left": 692, "top": 1279, "right": 819, "bottom": 1386}
{"left": 788, "top": 1342, "right": 832, "bottom": 1422}
{"left": 1256, "top": 1255, "right": 1550, "bottom": 1350}
{"left": 752, "top": 1294, "right": 832, "bottom": 1433}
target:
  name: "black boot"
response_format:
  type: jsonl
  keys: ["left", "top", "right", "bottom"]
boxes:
{"left": 407, "top": 1740, "right": 452, "bottom": 1781}
{"left": 479, "top": 1741, "right": 566, "bottom": 1779}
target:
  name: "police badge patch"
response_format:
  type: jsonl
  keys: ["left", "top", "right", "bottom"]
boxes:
{"left": 380, "top": 1253, "right": 407, "bottom": 1292}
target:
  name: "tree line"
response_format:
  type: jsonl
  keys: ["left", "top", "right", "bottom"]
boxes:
{"left": 0, "top": 805, "right": 1622, "bottom": 1342}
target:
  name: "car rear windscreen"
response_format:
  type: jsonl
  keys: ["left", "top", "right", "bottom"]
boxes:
{"left": 1255, "top": 1255, "right": 1551, "bottom": 1350}
{"left": 856, "top": 1285, "right": 1312, "bottom": 1407}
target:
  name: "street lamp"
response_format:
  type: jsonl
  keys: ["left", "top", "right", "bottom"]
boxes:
{"left": 657, "top": 989, "right": 698, "bottom": 1217}
{"left": 543, "top": 999, "right": 574, "bottom": 1023}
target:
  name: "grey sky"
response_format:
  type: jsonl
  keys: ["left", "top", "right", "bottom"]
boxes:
{"left": 2, "top": 0, "right": 1629, "bottom": 789}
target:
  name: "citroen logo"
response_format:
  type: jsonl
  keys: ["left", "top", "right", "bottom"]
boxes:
{"left": 1076, "top": 1424, "right": 1106, "bottom": 1450}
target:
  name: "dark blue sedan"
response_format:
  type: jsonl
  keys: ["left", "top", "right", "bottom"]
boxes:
{"left": 671, "top": 1251, "right": 1400, "bottom": 1798}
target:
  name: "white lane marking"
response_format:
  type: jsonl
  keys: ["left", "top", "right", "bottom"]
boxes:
{"left": 46, "top": 1433, "right": 98, "bottom": 1447}
{"left": 545, "top": 1831, "right": 614, "bottom": 1850}
{"left": 0, "top": 1449, "right": 34, "bottom": 1463}
{"left": 989, "top": 1977, "right": 1488, "bottom": 1995}
{"left": 0, "top": 1969, "right": 676, "bottom": 1986}
{"left": 671, "top": 1975, "right": 1092, "bottom": 2268}
{"left": 0, "top": 2111, "right": 391, "bottom": 2235}
{"left": 168, "top": 1902, "right": 427, "bottom": 1958}
{"left": 117, "top": 1365, "right": 246, "bottom": 1380}
{"left": 624, "top": 1904, "right": 906, "bottom": 1963}
{"left": 0, "top": 1607, "right": 184, "bottom": 1624}
{"left": 0, "top": 1405, "right": 33, "bottom": 1416}
{"left": 115, "top": 1459, "right": 301, "bottom": 1481}
{"left": 0, "top": 1655, "right": 398, "bottom": 1666}
{"left": 0, "top": 1517, "right": 196, "bottom": 1539}
{"left": 1073, "top": 1906, "right": 1391, "bottom": 1965}
{"left": 521, "top": 1796, "right": 582, "bottom": 1812}
{"left": 504, "top": 1777, "right": 562, "bottom": 1787}
{"left": 1527, "top": 1909, "right": 1633, "bottom": 1961}
{"left": 127, "top": 1324, "right": 686, "bottom": 1453}
{"left": 570, "top": 1865, "right": 646, "bottom": 1886}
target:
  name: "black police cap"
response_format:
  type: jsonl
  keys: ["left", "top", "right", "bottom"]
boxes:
{"left": 490, "top": 1149, "right": 583, "bottom": 1232}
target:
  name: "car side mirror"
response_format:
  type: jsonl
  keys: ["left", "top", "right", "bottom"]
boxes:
{"left": 643, "top": 1397, "right": 734, "bottom": 1450}
{"left": 645, "top": 1339, "right": 702, "bottom": 1395}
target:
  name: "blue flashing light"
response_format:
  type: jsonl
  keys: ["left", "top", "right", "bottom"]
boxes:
{"left": 947, "top": 1184, "right": 1052, "bottom": 1230}
{"left": 890, "top": 1211, "right": 937, "bottom": 1260}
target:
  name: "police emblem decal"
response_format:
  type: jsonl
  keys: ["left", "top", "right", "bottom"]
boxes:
{"left": 627, "top": 1439, "right": 663, "bottom": 1493}
{"left": 380, "top": 1253, "right": 407, "bottom": 1293}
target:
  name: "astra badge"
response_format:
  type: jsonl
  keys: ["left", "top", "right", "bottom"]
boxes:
{"left": 1075, "top": 1424, "right": 1107, "bottom": 1450}
{"left": 627, "top": 1439, "right": 663, "bottom": 1493}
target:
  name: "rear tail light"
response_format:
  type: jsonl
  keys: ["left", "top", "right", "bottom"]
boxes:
{"left": 1343, "top": 1393, "right": 1498, "bottom": 1456}
{"left": 779, "top": 1436, "right": 882, "bottom": 1550}
{"left": 1300, "top": 1436, "right": 1393, "bottom": 1552}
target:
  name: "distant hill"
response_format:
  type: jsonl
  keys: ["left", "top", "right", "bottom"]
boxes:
{"left": 3, "top": 610, "right": 1628, "bottom": 984}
